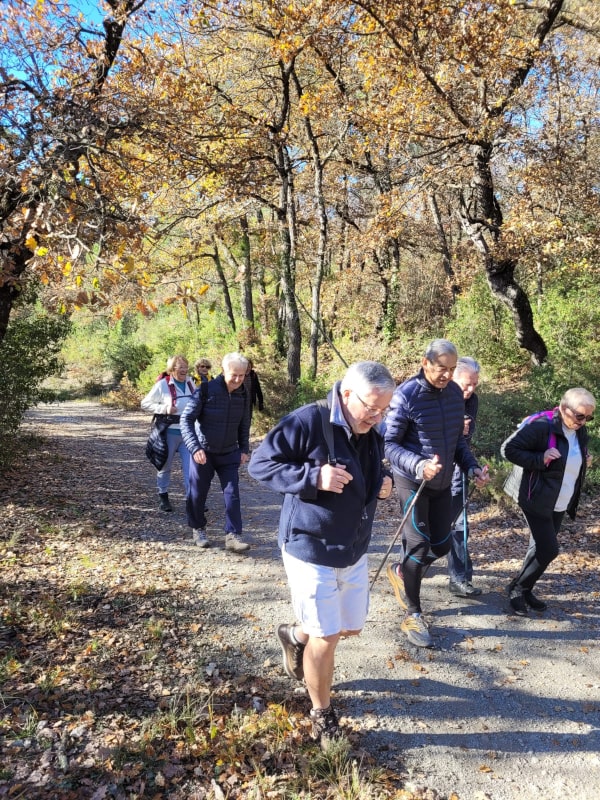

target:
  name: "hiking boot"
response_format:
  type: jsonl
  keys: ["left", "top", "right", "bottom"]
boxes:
{"left": 508, "top": 585, "right": 528, "bottom": 616}
{"left": 523, "top": 590, "right": 547, "bottom": 612}
{"left": 192, "top": 528, "right": 209, "bottom": 548}
{"left": 310, "top": 705, "right": 342, "bottom": 750}
{"left": 158, "top": 492, "right": 173, "bottom": 512}
{"left": 387, "top": 562, "right": 408, "bottom": 610}
{"left": 400, "top": 613, "right": 433, "bottom": 648}
{"left": 449, "top": 580, "right": 482, "bottom": 597}
{"left": 277, "top": 623, "right": 305, "bottom": 681}
{"left": 225, "top": 533, "right": 250, "bottom": 553}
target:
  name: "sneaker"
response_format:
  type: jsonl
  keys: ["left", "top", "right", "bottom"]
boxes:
{"left": 523, "top": 590, "right": 547, "bottom": 611}
{"left": 310, "top": 705, "right": 342, "bottom": 749}
{"left": 386, "top": 562, "right": 408, "bottom": 610}
{"left": 192, "top": 528, "right": 209, "bottom": 548}
{"left": 158, "top": 493, "right": 173, "bottom": 512}
{"left": 277, "top": 623, "right": 305, "bottom": 680}
{"left": 400, "top": 613, "right": 433, "bottom": 648}
{"left": 449, "top": 580, "right": 482, "bottom": 597}
{"left": 508, "top": 585, "right": 528, "bottom": 616}
{"left": 225, "top": 533, "right": 250, "bottom": 553}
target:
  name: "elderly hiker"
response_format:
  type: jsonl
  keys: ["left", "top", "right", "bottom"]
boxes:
{"left": 502, "top": 387, "right": 595, "bottom": 615}
{"left": 181, "top": 352, "right": 251, "bottom": 552}
{"left": 248, "top": 361, "right": 395, "bottom": 748}
{"left": 384, "top": 339, "right": 489, "bottom": 648}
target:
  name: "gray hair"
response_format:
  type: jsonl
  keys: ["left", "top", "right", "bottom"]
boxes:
{"left": 222, "top": 352, "right": 249, "bottom": 371}
{"left": 340, "top": 361, "right": 396, "bottom": 395}
{"left": 561, "top": 387, "right": 596, "bottom": 410}
{"left": 424, "top": 338, "right": 457, "bottom": 362}
{"left": 455, "top": 356, "right": 480, "bottom": 377}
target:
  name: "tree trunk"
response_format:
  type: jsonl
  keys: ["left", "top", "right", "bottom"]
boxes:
{"left": 428, "top": 192, "right": 459, "bottom": 299}
{"left": 210, "top": 236, "right": 236, "bottom": 331}
{"left": 276, "top": 145, "right": 301, "bottom": 385}
{"left": 0, "top": 243, "right": 29, "bottom": 342}
{"left": 486, "top": 257, "right": 548, "bottom": 364}
{"left": 459, "top": 143, "right": 548, "bottom": 365}
{"left": 307, "top": 130, "right": 328, "bottom": 380}
{"left": 238, "top": 214, "right": 255, "bottom": 331}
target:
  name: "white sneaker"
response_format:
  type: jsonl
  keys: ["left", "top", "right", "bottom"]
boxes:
{"left": 192, "top": 529, "right": 209, "bottom": 548}
{"left": 225, "top": 533, "right": 250, "bottom": 552}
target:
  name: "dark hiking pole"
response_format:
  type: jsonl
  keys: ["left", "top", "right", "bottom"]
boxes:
{"left": 450, "top": 482, "right": 477, "bottom": 530}
{"left": 370, "top": 479, "right": 427, "bottom": 590}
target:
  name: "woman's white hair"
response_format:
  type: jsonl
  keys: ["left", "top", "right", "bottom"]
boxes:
{"left": 561, "top": 387, "right": 596, "bottom": 409}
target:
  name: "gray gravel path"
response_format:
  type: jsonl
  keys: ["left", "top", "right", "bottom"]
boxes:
{"left": 23, "top": 401, "right": 600, "bottom": 799}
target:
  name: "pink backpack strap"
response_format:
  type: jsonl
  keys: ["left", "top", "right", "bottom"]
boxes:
{"left": 520, "top": 408, "right": 558, "bottom": 466}
{"left": 167, "top": 377, "right": 177, "bottom": 404}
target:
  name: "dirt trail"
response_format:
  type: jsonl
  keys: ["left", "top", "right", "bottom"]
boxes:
{"left": 5, "top": 401, "right": 600, "bottom": 799}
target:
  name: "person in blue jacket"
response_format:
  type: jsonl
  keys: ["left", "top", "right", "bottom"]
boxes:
{"left": 385, "top": 340, "right": 489, "bottom": 648}
{"left": 180, "top": 352, "right": 251, "bottom": 552}
{"left": 248, "top": 361, "right": 395, "bottom": 749}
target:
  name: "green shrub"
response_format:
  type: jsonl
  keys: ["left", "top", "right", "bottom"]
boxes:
{"left": 446, "top": 274, "right": 527, "bottom": 379}
{"left": 104, "top": 315, "right": 152, "bottom": 384}
{"left": 533, "top": 279, "right": 599, "bottom": 392}
{"left": 0, "top": 305, "right": 71, "bottom": 465}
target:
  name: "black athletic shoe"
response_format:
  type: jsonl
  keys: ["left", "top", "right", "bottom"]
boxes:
{"left": 449, "top": 580, "right": 482, "bottom": 597}
{"left": 158, "top": 493, "right": 173, "bottom": 512}
{"left": 523, "top": 590, "right": 547, "bottom": 611}
{"left": 508, "top": 586, "right": 528, "bottom": 616}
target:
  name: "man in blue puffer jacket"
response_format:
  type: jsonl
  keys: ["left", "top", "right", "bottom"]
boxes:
{"left": 384, "top": 339, "right": 489, "bottom": 648}
{"left": 248, "top": 361, "right": 395, "bottom": 749}
{"left": 180, "top": 352, "right": 251, "bottom": 552}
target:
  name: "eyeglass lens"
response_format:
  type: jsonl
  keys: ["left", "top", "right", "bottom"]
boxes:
{"left": 570, "top": 408, "right": 594, "bottom": 422}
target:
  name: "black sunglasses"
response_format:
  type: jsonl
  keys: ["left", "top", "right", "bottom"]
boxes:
{"left": 567, "top": 407, "right": 594, "bottom": 423}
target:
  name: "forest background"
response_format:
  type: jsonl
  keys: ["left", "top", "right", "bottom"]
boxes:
{"left": 1, "top": 2, "right": 600, "bottom": 797}
{"left": 1, "top": 0, "right": 599, "bottom": 466}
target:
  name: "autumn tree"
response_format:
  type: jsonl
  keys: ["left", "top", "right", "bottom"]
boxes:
{"left": 0, "top": 0, "right": 166, "bottom": 343}
{"left": 344, "top": 0, "right": 600, "bottom": 364}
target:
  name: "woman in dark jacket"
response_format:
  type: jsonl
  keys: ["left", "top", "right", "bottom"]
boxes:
{"left": 501, "top": 387, "right": 595, "bottom": 615}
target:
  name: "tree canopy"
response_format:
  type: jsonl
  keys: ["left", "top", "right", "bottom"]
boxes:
{"left": 1, "top": 0, "right": 599, "bottom": 382}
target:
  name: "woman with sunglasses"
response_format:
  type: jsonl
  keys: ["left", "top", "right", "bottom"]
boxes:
{"left": 502, "top": 387, "right": 595, "bottom": 615}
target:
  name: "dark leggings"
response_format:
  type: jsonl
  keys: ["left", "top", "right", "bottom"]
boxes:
{"left": 395, "top": 476, "right": 453, "bottom": 614}
{"left": 512, "top": 509, "right": 564, "bottom": 592}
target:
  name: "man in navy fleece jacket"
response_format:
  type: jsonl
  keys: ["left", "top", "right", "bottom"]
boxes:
{"left": 249, "top": 361, "right": 395, "bottom": 749}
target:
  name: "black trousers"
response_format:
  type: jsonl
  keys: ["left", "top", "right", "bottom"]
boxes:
{"left": 512, "top": 508, "right": 564, "bottom": 591}
{"left": 394, "top": 476, "right": 453, "bottom": 614}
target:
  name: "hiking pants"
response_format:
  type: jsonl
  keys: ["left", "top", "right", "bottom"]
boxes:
{"left": 395, "top": 476, "right": 453, "bottom": 615}
{"left": 157, "top": 431, "right": 190, "bottom": 495}
{"left": 513, "top": 509, "right": 564, "bottom": 591}
{"left": 186, "top": 449, "right": 243, "bottom": 534}
{"left": 447, "top": 473, "right": 473, "bottom": 583}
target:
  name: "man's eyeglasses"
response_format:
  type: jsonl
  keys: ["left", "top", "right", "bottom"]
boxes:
{"left": 354, "top": 391, "right": 389, "bottom": 418}
{"left": 567, "top": 407, "right": 594, "bottom": 423}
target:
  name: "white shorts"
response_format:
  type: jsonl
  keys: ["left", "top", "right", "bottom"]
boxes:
{"left": 281, "top": 548, "right": 369, "bottom": 637}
